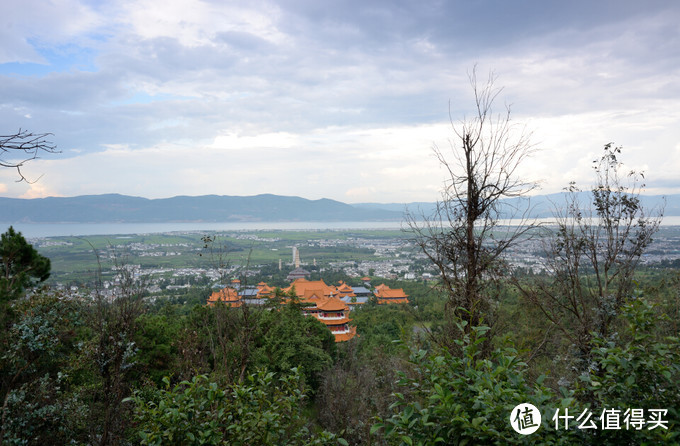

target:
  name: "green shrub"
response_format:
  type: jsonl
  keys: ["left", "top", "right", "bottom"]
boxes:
{"left": 574, "top": 298, "right": 680, "bottom": 444}
{"left": 126, "top": 368, "right": 342, "bottom": 445}
{"left": 374, "top": 324, "right": 574, "bottom": 445}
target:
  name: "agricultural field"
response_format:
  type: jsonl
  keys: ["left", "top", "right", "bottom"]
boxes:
{"left": 28, "top": 229, "right": 415, "bottom": 286}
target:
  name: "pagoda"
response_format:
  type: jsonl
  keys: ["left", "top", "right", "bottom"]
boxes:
{"left": 302, "top": 295, "right": 357, "bottom": 342}
{"left": 286, "top": 247, "right": 310, "bottom": 281}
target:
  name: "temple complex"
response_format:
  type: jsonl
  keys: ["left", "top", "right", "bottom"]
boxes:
{"left": 207, "top": 278, "right": 409, "bottom": 341}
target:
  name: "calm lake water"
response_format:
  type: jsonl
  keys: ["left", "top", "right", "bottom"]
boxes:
{"left": 7, "top": 216, "right": 680, "bottom": 238}
{"left": 9, "top": 221, "right": 407, "bottom": 238}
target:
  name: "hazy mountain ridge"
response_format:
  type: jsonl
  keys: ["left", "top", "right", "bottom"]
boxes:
{"left": 0, "top": 193, "right": 674, "bottom": 223}
{"left": 0, "top": 194, "right": 403, "bottom": 223}
{"left": 355, "top": 192, "right": 673, "bottom": 218}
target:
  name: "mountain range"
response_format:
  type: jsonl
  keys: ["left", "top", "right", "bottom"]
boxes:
{"left": 0, "top": 193, "right": 674, "bottom": 223}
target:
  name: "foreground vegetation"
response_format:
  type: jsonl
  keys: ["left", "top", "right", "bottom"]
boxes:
{"left": 2, "top": 75, "right": 678, "bottom": 445}
{"left": 2, "top": 221, "right": 679, "bottom": 444}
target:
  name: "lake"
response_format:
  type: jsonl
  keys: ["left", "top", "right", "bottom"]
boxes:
{"left": 8, "top": 216, "right": 680, "bottom": 238}
{"left": 8, "top": 221, "right": 407, "bottom": 238}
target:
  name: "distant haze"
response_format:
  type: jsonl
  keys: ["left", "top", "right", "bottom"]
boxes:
{"left": 0, "top": 193, "right": 672, "bottom": 224}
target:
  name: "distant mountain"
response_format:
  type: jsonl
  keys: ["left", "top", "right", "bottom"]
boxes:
{"left": 0, "top": 192, "right": 675, "bottom": 224}
{"left": 356, "top": 192, "right": 674, "bottom": 219}
{"left": 353, "top": 202, "right": 435, "bottom": 215}
{"left": 0, "top": 194, "right": 404, "bottom": 223}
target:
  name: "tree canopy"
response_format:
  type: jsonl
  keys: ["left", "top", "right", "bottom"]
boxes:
{"left": 0, "top": 226, "right": 51, "bottom": 302}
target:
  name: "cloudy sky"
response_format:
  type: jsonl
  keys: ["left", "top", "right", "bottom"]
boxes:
{"left": 1, "top": 0, "right": 678, "bottom": 203}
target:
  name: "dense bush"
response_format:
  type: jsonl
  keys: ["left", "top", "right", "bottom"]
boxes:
{"left": 374, "top": 323, "right": 574, "bottom": 445}
{"left": 126, "top": 368, "right": 341, "bottom": 445}
{"left": 573, "top": 298, "right": 680, "bottom": 444}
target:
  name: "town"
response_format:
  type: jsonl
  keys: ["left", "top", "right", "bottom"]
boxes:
{"left": 30, "top": 225, "right": 680, "bottom": 296}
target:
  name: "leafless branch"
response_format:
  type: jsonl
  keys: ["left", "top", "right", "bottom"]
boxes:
{"left": 514, "top": 144, "right": 664, "bottom": 367}
{"left": 0, "top": 129, "right": 59, "bottom": 183}
{"left": 405, "top": 67, "right": 539, "bottom": 348}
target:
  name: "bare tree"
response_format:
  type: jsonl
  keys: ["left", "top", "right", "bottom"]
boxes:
{"left": 0, "top": 129, "right": 59, "bottom": 183}
{"left": 406, "top": 68, "right": 537, "bottom": 340}
{"left": 84, "top": 243, "right": 144, "bottom": 445}
{"left": 516, "top": 144, "right": 663, "bottom": 366}
{"left": 199, "top": 234, "right": 232, "bottom": 286}
{"left": 199, "top": 235, "right": 260, "bottom": 384}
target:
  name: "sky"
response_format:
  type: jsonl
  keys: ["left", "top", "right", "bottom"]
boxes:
{"left": 1, "top": 0, "right": 679, "bottom": 203}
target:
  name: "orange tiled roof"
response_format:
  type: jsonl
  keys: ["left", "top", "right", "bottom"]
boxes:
{"left": 285, "top": 278, "right": 335, "bottom": 298}
{"left": 375, "top": 287, "right": 408, "bottom": 298}
{"left": 374, "top": 283, "right": 388, "bottom": 291}
{"left": 316, "top": 296, "right": 348, "bottom": 312}
{"left": 375, "top": 286, "right": 409, "bottom": 304}
{"left": 315, "top": 315, "right": 351, "bottom": 325}
{"left": 208, "top": 280, "right": 360, "bottom": 342}
{"left": 336, "top": 282, "right": 354, "bottom": 295}
{"left": 334, "top": 326, "right": 357, "bottom": 342}
{"left": 257, "top": 283, "right": 274, "bottom": 297}
{"left": 207, "top": 287, "right": 242, "bottom": 307}
{"left": 377, "top": 298, "right": 409, "bottom": 305}
{"left": 301, "top": 289, "right": 327, "bottom": 301}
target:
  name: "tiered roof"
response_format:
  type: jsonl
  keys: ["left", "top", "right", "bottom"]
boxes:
{"left": 374, "top": 284, "right": 409, "bottom": 305}
{"left": 286, "top": 267, "right": 311, "bottom": 281}
{"left": 334, "top": 326, "right": 357, "bottom": 342}
{"left": 306, "top": 295, "right": 356, "bottom": 342}
{"left": 316, "top": 296, "right": 349, "bottom": 312}
{"left": 336, "top": 281, "right": 356, "bottom": 297}
{"left": 284, "top": 278, "right": 336, "bottom": 300}
{"left": 207, "top": 287, "right": 242, "bottom": 307}
{"left": 256, "top": 282, "right": 274, "bottom": 298}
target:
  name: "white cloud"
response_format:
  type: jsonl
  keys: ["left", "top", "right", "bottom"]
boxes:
{"left": 0, "top": 0, "right": 102, "bottom": 63}
{"left": 18, "top": 181, "right": 57, "bottom": 199}
{"left": 120, "top": 0, "right": 286, "bottom": 47}
{"left": 209, "top": 131, "right": 299, "bottom": 150}
{"left": 1, "top": 0, "right": 679, "bottom": 203}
